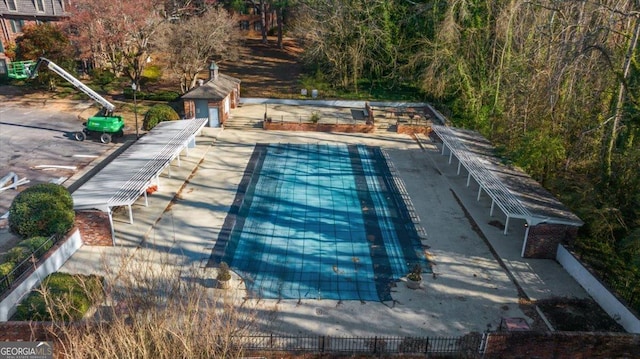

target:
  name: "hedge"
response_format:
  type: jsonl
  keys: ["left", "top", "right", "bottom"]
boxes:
{"left": 0, "top": 236, "right": 56, "bottom": 287}
{"left": 123, "top": 88, "right": 180, "bottom": 102}
{"left": 143, "top": 104, "right": 180, "bottom": 130}
{"left": 8, "top": 183, "right": 75, "bottom": 238}
{"left": 14, "top": 272, "right": 104, "bottom": 321}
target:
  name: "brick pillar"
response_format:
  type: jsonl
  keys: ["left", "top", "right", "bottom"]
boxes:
{"left": 183, "top": 100, "right": 195, "bottom": 119}
{"left": 523, "top": 224, "right": 578, "bottom": 259}
{"left": 74, "top": 210, "right": 112, "bottom": 246}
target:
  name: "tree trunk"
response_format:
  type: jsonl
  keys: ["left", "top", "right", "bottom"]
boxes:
{"left": 276, "top": 6, "right": 283, "bottom": 49}
{"left": 261, "top": 0, "right": 268, "bottom": 44}
{"left": 605, "top": 15, "right": 640, "bottom": 181}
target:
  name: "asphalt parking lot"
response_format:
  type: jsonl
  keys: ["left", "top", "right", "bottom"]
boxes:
{"left": 0, "top": 105, "right": 118, "bottom": 215}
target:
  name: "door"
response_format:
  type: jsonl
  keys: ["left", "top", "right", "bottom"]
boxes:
{"left": 209, "top": 107, "right": 219, "bottom": 127}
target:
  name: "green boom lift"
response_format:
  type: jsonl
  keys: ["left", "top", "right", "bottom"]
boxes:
{"left": 28, "top": 57, "right": 124, "bottom": 144}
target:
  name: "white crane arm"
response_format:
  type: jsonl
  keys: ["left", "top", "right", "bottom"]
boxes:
{"left": 29, "top": 58, "right": 116, "bottom": 113}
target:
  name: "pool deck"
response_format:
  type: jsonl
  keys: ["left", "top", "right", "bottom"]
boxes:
{"left": 60, "top": 104, "right": 589, "bottom": 337}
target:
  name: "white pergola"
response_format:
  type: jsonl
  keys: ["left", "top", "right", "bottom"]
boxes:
{"left": 427, "top": 125, "right": 582, "bottom": 256}
{"left": 431, "top": 125, "right": 531, "bottom": 235}
{"left": 72, "top": 118, "right": 207, "bottom": 243}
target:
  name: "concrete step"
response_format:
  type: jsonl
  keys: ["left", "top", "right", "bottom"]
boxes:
{"left": 224, "top": 117, "right": 262, "bottom": 130}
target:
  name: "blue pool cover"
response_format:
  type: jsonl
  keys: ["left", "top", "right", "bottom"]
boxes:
{"left": 209, "top": 143, "right": 429, "bottom": 302}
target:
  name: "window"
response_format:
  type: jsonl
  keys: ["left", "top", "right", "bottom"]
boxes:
{"left": 239, "top": 21, "right": 249, "bottom": 30}
{"left": 0, "top": 40, "right": 4, "bottom": 53}
{"left": 253, "top": 21, "right": 262, "bottom": 32}
{"left": 10, "top": 20, "right": 24, "bottom": 33}
{"left": 0, "top": 60, "right": 7, "bottom": 75}
{"left": 35, "top": 0, "right": 45, "bottom": 12}
{"left": 7, "top": 0, "right": 17, "bottom": 11}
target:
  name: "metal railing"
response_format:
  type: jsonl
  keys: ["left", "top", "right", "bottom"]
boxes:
{"left": 0, "top": 234, "right": 61, "bottom": 298}
{"left": 239, "top": 334, "right": 483, "bottom": 356}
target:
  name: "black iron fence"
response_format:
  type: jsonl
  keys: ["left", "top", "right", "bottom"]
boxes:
{"left": 0, "top": 234, "right": 61, "bottom": 298}
{"left": 240, "top": 334, "right": 484, "bottom": 356}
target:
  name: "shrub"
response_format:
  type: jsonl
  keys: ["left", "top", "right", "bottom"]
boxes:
{"left": 143, "top": 104, "right": 180, "bottom": 130}
{"left": 19, "top": 183, "right": 73, "bottom": 210}
{"left": 14, "top": 272, "right": 104, "bottom": 321}
{"left": 217, "top": 262, "right": 231, "bottom": 281}
{"left": 407, "top": 264, "right": 422, "bottom": 281}
{"left": 19, "top": 236, "right": 53, "bottom": 254}
{"left": 123, "top": 88, "right": 180, "bottom": 102}
{"left": 5, "top": 246, "right": 31, "bottom": 264}
{"left": 8, "top": 183, "right": 75, "bottom": 238}
{"left": 91, "top": 68, "right": 116, "bottom": 87}
{"left": 0, "top": 262, "right": 15, "bottom": 278}
{"left": 141, "top": 65, "right": 162, "bottom": 85}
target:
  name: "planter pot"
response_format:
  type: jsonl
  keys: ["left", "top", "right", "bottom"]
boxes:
{"left": 406, "top": 278, "right": 421, "bottom": 289}
{"left": 218, "top": 279, "right": 231, "bottom": 289}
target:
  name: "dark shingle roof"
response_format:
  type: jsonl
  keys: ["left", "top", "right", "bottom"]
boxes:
{"left": 181, "top": 73, "right": 241, "bottom": 100}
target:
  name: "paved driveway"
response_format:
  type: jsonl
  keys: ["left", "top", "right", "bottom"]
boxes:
{"left": 0, "top": 105, "right": 117, "bottom": 215}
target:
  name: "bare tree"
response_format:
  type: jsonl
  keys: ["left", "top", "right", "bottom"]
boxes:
{"left": 42, "top": 250, "right": 266, "bottom": 358}
{"left": 292, "top": 0, "right": 390, "bottom": 93}
{"left": 67, "top": 0, "right": 167, "bottom": 89}
{"left": 159, "top": 6, "right": 242, "bottom": 93}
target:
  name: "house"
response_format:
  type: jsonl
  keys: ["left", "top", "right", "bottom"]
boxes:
{"left": 233, "top": 1, "right": 276, "bottom": 35}
{"left": 181, "top": 62, "right": 241, "bottom": 128}
{"left": 0, "top": 0, "right": 69, "bottom": 76}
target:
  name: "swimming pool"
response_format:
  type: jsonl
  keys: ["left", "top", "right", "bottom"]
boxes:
{"left": 210, "top": 143, "right": 429, "bottom": 301}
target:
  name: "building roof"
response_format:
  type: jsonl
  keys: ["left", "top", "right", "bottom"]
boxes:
{"left": 0, "top": 0, "right": 68, "bottom": 18}
{"left": 181, "top": 73, "right": 241, "bottom": 100}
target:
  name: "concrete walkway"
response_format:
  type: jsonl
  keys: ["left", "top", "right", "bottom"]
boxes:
{"left": 60, "top": 105, "right": 589, "bottom": 337}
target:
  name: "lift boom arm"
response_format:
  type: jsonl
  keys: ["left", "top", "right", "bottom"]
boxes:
{"left": 28, "top": 58, "right": 116, "bottom": 114}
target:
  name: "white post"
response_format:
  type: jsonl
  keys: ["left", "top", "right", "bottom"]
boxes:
{"left": 490, "top": 200, "right": 495, "bottom": 216}
{"left": 127, "top": 204, "right": 133, "bottom": 224}
{"left": 504, "top": 216, "right": 510, "bottom": 235}
{"left": 521, "top": 224, "right": 531, "bottom": 257}
{"left": 108, "top": 208, "right": 116, "bottom": 246}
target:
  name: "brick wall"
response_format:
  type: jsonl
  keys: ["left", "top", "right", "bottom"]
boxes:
{"left": 0, "top": 322, "right": 53, "bottom": 341}
{"left": 183, "top": 100, "right": 195, "bottom": 119}
{"left": 397, "top": 124, "right": 432, "bottom": 135}
{"left": 485, "top": 332, "right": 640, "bottom": 358}
{"left": 74, "top": 210, "right": 112, "bottom": 246}
{"left": 263, "top": 122, "right": 375, "bottom": 133}
{"left": 523, "top": 223, "right": 578, "bottom": 259}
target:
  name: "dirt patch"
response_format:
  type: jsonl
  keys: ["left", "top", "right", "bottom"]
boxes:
{"left": 536, "top": 297, "right": 626, "bottom": 332}
{"left": 221, "top": 36, "right": 303, "bottom": 98}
